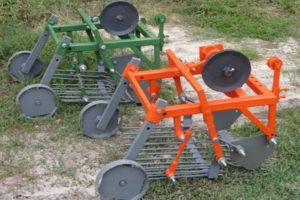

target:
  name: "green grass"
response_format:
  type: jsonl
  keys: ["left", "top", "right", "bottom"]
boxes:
{"left": 240, "top": 47, "right": 262, "bottom": 61}
{"left": 177, "top": 0, "right": 300, "bottom": 40}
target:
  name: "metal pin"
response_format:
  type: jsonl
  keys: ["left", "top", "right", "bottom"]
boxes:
{"left": 150, "top": 93, "right": 156, "bottom": 98}
{"left": 92, "top": 16, "right": 99, "bottom": 22}
{"left": 218, "top": 157, "right": 227, "bottom": 167}
{"left": 269, "top": 138, "right": 277, "bottom": 145}
{"left": 62, "top": 43, "right": 67, "bottom": 48}
{"left": 236, "top": 145, "right": 246, "bottom": 157}
{"left": 169, "top": 175, "right": 176, "bottom": 183}
{"left": 82, "top": 96, "right": 89, "bottom": 102}
{"left": 179, "top": 135, "right": 185, "bottom": 141}
{"left": 79, "top": 64, "right": 87, "bottom": 72}
{"left": 101, "top": 45, "right": 106, "bottom": 50}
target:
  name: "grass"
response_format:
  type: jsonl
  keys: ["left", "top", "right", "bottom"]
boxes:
{"left": 0, "top": 0, "right": 299, "bottom": 199}
{"left": 177, "top": 0, "right": 300, "bottom": 40}
{"left": 240, "top": 47, "right": 261, "bottom": 61}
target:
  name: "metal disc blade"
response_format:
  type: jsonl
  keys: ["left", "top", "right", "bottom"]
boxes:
{"left": 79, "top": 100, "right": 121, "bottom": 139}
{"left": 100, "top": 1, "right": 139, "bottom": 36}
{"left": 213, "top": 109, "right": 241, "bottom": 131}
{"left": 7, "top": 51, "right": 44, "bottom": 81}
{"left": 230, "top": 135, "right": 275, "bottom": 170}
{"left": 96, "top": 159, "right": 149, "bottom": 200}
{"left": 16, "top": 84, "right": 56, "bottom": 119}
{"left": 202, "top": 50, "right": 251, "bottom": 92}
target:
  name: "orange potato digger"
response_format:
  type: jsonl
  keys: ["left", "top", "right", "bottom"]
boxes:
{"left": 82, "top": 44, "right": 284, "bottom": 199}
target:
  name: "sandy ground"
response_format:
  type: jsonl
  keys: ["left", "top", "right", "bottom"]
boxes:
{"left": 1, "top": 20, "right": 299, "bottom": 199}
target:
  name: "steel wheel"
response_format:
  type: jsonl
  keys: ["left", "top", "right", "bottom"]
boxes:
{"left": 16, "top": 84, "right": 56, "bottom": 119}
{"left": 7, "top": 51, "right": 44, "bottom": 81}
{"left": 96, "top": 159, "right": 149, "bottom": 200}
{"left": 79, "top": 100, "right": 122, "bottom": 139}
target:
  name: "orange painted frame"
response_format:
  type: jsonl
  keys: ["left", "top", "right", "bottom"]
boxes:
{"left": 122, "top": 44, "right": 284, "bottom": 162}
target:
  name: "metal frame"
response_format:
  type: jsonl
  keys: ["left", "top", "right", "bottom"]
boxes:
{"left": 19, "top": 8, "right": 165, "bottom": 102}
{"left": 121, "top": 44, "right": 284, "bottom": 167}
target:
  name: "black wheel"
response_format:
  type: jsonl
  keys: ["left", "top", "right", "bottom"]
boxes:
{"left": 202, "top": 50, "right": 251, "bottom": 92}
{"left": 100, "top": 1, "right": 139, "bottom": 36}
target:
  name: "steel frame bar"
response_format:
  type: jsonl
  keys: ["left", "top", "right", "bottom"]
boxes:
{"left": 122, "top": 44, "right": 283, "bottom": 161}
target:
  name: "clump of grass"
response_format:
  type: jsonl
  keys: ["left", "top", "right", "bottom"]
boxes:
{"left": 177, "top": 0, "right": 300, "bottom": 40}
{"left": 240, "top": 47, "right": 261, "bottom": 60}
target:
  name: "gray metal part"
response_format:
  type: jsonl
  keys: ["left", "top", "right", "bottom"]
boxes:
{"left": 126, "top": 81, "right": 150, "bottom": 103}
{"left": 100, "top": 1, "right": 139, "bottom": 36}
{"left": 21, "top": 30, "right": 50, "bottom": 74}
{"left": 182, "top": 115, "right": 193, "bottom": 129}
{"left": 16, "top": 84, "right": 56, "bottom": 119}
{"left": 110, "top": 54, "right": 140, "bottom": 77}
{"left": 106, "top": 54, "right": 146, "bottom": 103}
{"left": 40, "top": 36, "right": 71, "bottom": 85}
{"left": 218, "top": 130, "right": 235, "bottom": 143}
{"left": 125, "top": 99, "right": 168, "bottom": 160}
{"left": 213, "top": 109, "right": 241, "bottom": 131}
{"left": 96, "top": 77, "right": 128, "bottom": 130}
{"left": 96, "top": 159, "right": 148, "bottom": 200}
{"left": 125, "top": 121, "right": 156, "bottom": 160}
{"left": 230, "top": 134, "right": 275, "bottom": 170}
{"left": 7, "top": 51, "right": 44, "bottom": 81}
{"left": 40, "top": 54, "right": 63, "bottom": 85}
{"left": 208, "top": 159, "right": 220, "bottom": 179}
{"left": 79, "top": 100, "right": 121, "bottom": 139}
{"left": 202, "top": 50, "right": 251, "bottom": 92}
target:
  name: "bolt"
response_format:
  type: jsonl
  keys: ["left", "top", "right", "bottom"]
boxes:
{"left": 92, "top": 16, "right": 99, "bottom": 22}
{"left": 191, "top": 67, "right": 196, "bottom": 72}
{"left": 179, "top": 135, "right": 185, "bottom": 141}
{"left": 116, "top": 15, "right": 124, "bottom": 21}
{"left": 269, "top": 138, "right": 277, "bottom": 145}
{"left": 79, "top": 64, "right": 87, "bottom": 72}
{"left": 169, "top": 175, "right": 176, "bottom": 183}
{"left": 113, "top": 60, "right": 118, "bottom": 65}
{"left": 110, "top": 68, "right": 115, "bottom": 73}
{"left": 211, "top": 137, "right": 219, "bottom": 142}
{"left": 217, "top": 157, "right": 227, "bottom": 167}
{"left": 150, "top": 93, "right": 156, "bottom": 98}
{"left": 119, "top": 180, "right": 127, "bottom": 187}
{"left": 82, "top": 96, "right": 89, "bottom": 102}
{"left": 62, "top": 43, "right": 67, "bottom": 48}
{"left": 34, "top": 100, "right": 42, "bottom": 106}
{"left": 236, "top": 145, "right": 246, "bottom": 157}
{"left": 157, "top": 108, "right": 162, "bottom": 114}
{"left": 100, "top": 45, "right": 106, "bottom": 50}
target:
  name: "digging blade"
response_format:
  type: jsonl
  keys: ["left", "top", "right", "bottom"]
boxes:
{"left": 230, "top": 135, "right": 275, "bottom": 170}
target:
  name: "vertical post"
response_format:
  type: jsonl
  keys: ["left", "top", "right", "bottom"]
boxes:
{"left": 21, "top": 16, "right": 58, "bottom": 74}
{"left": 125, "top": 99, "right": 168, "bottom": 160}
{"left": 40, "top": 36, "right": 71, "bottom": 85}
{"left": 96, "top": 58, "right": 141, "bottom": 130}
